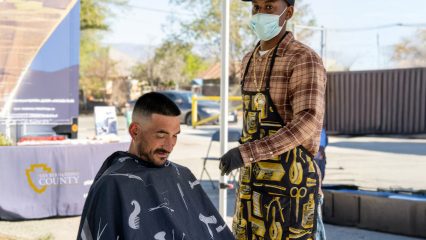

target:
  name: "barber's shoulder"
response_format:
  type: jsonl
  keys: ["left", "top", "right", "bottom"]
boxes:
{"left": 242, "top": 51, "right": 253, "bottom": 65}
{"left": 243, "top": 51, "right": 253, "bottom": 59}
{"left": 290, "top": 40, "right": 323, "bottom": 62}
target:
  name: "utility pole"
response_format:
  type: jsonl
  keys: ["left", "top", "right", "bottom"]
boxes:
{"left": 376, "top": 32, "right": 380, "bottom": 68}
{"left": 321, "top": 26, "right": 327, "bottom": 67}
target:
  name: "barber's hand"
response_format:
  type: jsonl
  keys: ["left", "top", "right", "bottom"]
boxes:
{"left": 219, "top": 147, "right": 244, "bottom": 176}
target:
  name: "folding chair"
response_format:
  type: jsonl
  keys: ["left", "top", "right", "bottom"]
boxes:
{"left": 200, "top": 128, "right": 241, "bottom": 189}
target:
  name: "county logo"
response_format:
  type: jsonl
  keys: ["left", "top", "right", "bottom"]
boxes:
{"left": 26, "top": 164, "right": 52, "bottom": 194}
{"left": 26, "top": 163, "right": 80, "bottom": 194}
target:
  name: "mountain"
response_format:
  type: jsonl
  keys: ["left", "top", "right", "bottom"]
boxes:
{"left": 109, "top": 43, "right": 156, "bottom": 63}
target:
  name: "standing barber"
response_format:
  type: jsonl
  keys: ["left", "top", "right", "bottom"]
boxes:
{"left": 219, "top": 0, "right": 327, "bottom": 239}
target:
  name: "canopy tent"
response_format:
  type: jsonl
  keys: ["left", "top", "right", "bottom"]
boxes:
{"left": 219, "top": 0, "right": 231, "bottom": 217}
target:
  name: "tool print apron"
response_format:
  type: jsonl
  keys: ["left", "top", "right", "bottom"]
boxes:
{"left": 233, "top": 41, "right": 320, "bottom": 240}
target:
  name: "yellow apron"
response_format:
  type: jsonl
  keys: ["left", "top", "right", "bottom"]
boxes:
{"left": 233, "top": 39, "right": 320, "bottom": 240}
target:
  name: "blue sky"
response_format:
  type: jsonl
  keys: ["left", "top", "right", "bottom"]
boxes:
{"left": 104, "top": 0, "right": 426, "bottom": 70}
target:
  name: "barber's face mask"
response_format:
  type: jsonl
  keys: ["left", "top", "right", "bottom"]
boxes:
{"left": 250, "top": 7, "right": 287, "bottom": 41}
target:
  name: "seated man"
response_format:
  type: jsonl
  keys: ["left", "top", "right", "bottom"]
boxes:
{"left": 77, "top": 92, "right": 234, "bottom": 240}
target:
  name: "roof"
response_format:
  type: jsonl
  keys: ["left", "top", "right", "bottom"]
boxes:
{"left": 197, "top": 62, "right": 242, "bottom": 80}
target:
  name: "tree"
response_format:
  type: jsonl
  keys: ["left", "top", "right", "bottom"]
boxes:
{"left": 169, "top": 0, "right": 316, "bottom": 60}
{"left": 132, "top": 40, "right": 208, "bottom": 89}
{"left": 169, "top": 0, "right": 252, "bottom": 60}
{"left": 79, "top": 0, "right": 128, "bottom": 99}
{"left": 80, "top": 0, "right": 127, "bottom": 31}
{"left": 80, "top": 32, "right": 115, "bottom": 99}
{"left": 132, "top": 59, "right": 158, "bottom": 89}
{"left": 392, "top": 29, "right": 426, "bottom": 68}
{"left": 80, "top": 38, "right": 118, "bottom": 98}
{"left": 168, "top": 0, "right": 316, "bottom": 84}
{"left": 80, "top": 0, "right": 108, "bottom": 31}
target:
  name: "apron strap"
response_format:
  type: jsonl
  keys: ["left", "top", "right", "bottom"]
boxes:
{"left": 241, "top": 42, "right": 260, "bottom": 88}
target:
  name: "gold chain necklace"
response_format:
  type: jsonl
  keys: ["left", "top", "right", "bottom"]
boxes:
{"left": 252, "top": 45, "right": 273, "bottom": 92}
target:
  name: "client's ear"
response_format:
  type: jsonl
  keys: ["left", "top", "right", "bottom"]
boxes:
{"left": 129, "top": 122, "right": 140, "bottom": 140}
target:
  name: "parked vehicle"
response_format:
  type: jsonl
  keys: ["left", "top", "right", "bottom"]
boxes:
{"left": 125, "top": 90, "right": 238, "bottom": 126}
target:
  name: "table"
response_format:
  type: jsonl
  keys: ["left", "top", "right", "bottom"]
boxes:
{"left": 0, "top": 142, "right": 129, "bottom": 220}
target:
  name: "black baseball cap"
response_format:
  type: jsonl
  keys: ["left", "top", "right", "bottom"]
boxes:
{"left": 242, "top": 0, "right": 295, "bottom": 5}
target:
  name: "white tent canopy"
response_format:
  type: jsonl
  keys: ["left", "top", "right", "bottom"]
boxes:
{"left": 219, "top": 0, "right": 230, "bottom": 217}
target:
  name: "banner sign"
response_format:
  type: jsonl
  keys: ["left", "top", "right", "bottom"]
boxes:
{"left": 0, "top": 0, "right": 80, "bottom": 125}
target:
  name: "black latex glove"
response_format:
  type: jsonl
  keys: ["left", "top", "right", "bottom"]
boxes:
{"left": 219, "top": 147, "right": 244, "bottom": 176}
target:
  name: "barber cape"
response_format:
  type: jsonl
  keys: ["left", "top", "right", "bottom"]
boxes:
{"left": 77, "top": 151, "right": 234, "bottom": 240}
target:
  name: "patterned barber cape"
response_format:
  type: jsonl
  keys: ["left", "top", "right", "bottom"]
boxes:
{"left": 78, "top": 151, "right": 234, "bottom": 240}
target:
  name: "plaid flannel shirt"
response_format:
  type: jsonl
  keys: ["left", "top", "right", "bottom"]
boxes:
{"left": 238, "top": 32, "right": 327, "bottom": 165}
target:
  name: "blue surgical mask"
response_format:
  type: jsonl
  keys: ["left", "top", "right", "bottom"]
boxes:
{"left": 250, "top": 7, "right": 287, "bottom": 41}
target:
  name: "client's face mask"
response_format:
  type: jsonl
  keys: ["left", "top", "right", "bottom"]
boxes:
{"left": 250, "top": 7, "right": 287, "bottom": 41}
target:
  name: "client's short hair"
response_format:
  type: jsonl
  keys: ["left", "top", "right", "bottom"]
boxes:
{"left": 132, "top": 92, "right": 181, "bottom": 121}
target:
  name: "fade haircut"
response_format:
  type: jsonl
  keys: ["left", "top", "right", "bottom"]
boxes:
{"left": 132, "top": 92, "right": 181, "bottom": 121}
